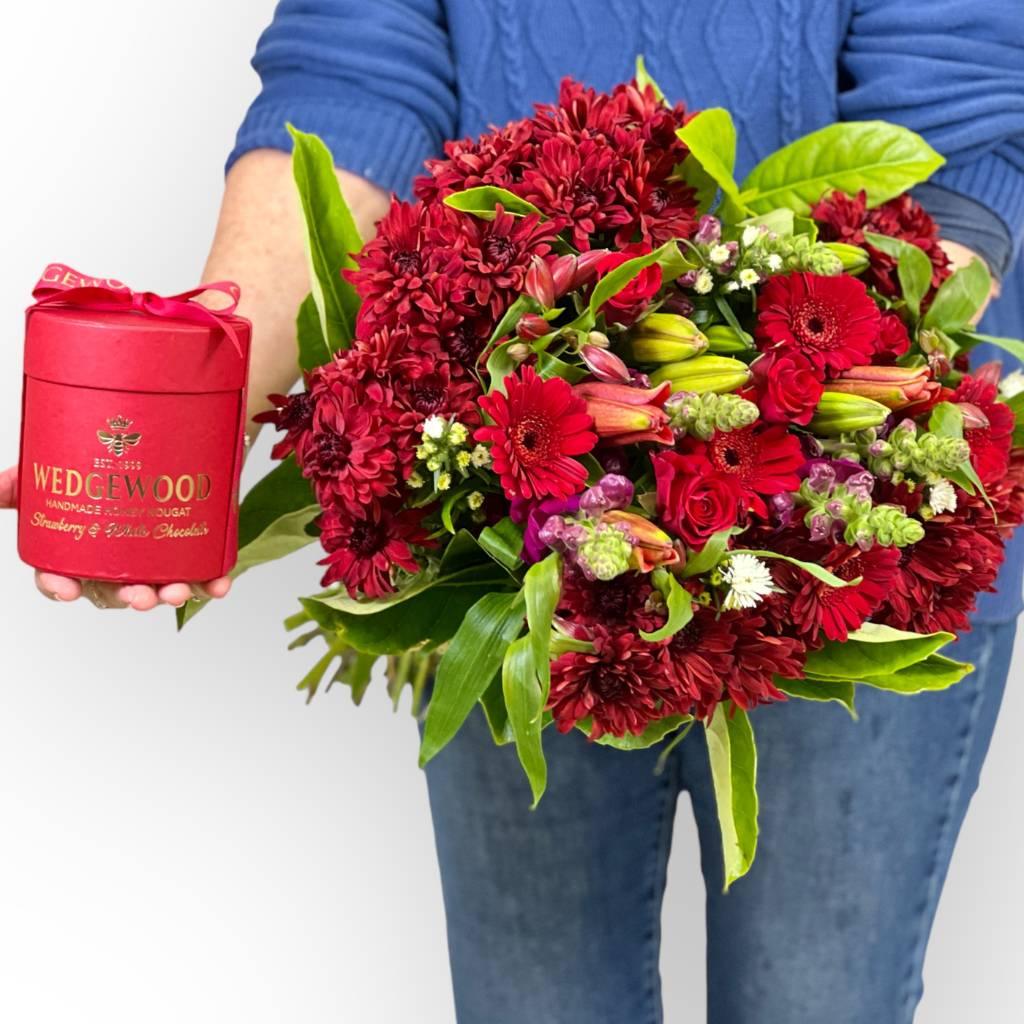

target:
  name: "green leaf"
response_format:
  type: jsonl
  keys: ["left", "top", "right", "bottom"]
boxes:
{"left": 639, "top": 569, "right": 694, "bottom": 642}
{"left": 176, "top": 457, "right": 318, "bottom": 629}
{"left": 803, "top": 622, "right": 955, "bottom": 680}
{"left": 419, "top": 591, "right": 526, "bottom": 765}
{"left": 502, "top": 634, "right": 547, "bottom": 806}
{"left": 1006, "top": 391, "right": 1024, "bottom": 448}
{"left": 705, "top": 705, "right": 758, "bottom": 890}
{"left": 739, "top": 208, "right": 795, "bottom": 237}
{"left": 856, "top": 653, "right": 973, "bottom": 694}
{"left": 524, "top": 553, "right": 562, "bottom": 690}
{"left": 956, "top": 331, "right": 1024, "bottom": 366}
{"left": 681, "top": 527, "right": 734, "bottom": 578}
{"left": 740, "top": 121, "right": 944, "bottom": 216}
{"left": 536, "top": 350, "right": 588, "bottom": 382}
{"left": 581, "top": 242, "right": 673, "bottom": 327}
{"left": 929, "top": 401, "right": 964, "bottom": 440}
{"left": 443, "top": 186, "right": 542, "bottom": 219}
{"left": 897, "top": 243, "right": 934, "bottom": 319}
{"left": 634, "top": 55, "right": 666, "bottom": 104}
{"left": 296, "top": 291, "right": 332, "bottom": 372}
{"left": 775, "top": 676, "right": 857, "bottom": 718}
{"left": 675, "top": 108, "right": 745, "bottom": 215}
{"left": 922, "top": 258, "right": 991, "bottom": 332}
{"left": 593, "top": 714, "right": 693, "bottom": 750}
{"left": 287, "top": 125, "right": 363, "bottom": 350}
{"left": 477, "top": 517, "right": 525, "bottom": 570}
{"left": 479, "top": 672, "right": 513, "bottom": 745}
{"left": 741, "top": 549, "right": 853, "bottom": 588}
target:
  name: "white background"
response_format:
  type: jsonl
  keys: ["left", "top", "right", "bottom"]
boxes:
{"left": 1, "top": 4, "right": 1021, "bottom": 1021}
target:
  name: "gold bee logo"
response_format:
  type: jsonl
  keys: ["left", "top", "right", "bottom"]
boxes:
{"left": 97, "top": 415, "right": 142, "bottom": 457}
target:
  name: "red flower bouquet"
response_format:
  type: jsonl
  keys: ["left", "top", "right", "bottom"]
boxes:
{"left": 181, "top": 63, "right": 1024, "bottom": 886}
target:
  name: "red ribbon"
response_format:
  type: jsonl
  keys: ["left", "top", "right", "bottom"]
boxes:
{"left": 31, "top": 263, "right": 245, "bottom": 357}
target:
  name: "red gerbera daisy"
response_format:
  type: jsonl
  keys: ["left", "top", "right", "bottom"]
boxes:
{"left": 785, "top": 542, "right": 901, "bottom": 643}
{"left": 755, "top": 272, "right": 881, "bottom": 374}
{"left": 475, "top": 365, "right": 597, "bottom": 500}
{"left": 682, "top": 425, "right": 805, "bottom": 519}
{"left": 952, "top": 374, "right": 1015, "bottom": 488}
{"left": 317, "top": 500, "right": 432, "bottom": 597}
{"left": 547, "top": 626, "right": 675, "bottom": 738}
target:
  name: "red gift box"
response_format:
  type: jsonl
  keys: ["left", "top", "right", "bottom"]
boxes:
{"left": 17, "top": 264, "right": 252, "bottom": 583}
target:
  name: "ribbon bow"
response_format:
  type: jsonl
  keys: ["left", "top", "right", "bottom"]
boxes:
{"left": 31, "top": 263, "right": 245, "bottom": 357}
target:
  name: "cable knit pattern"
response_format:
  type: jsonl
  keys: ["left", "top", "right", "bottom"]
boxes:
{"left": 229, "top": 0, "right": 1024, "bottom": 621}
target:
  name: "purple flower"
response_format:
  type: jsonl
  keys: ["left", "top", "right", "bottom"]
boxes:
{"left": 694, "top": 215, "right": 722, "bottom": 245}
{"left": 579, "top": 474, "right": 635, "bottom": 515}
{"left": 511, "top": 494, "right": 582, "bottom": 564}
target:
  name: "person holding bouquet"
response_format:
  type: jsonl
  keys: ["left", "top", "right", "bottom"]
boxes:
{"left": 4, "top": 1, "right": 1023, "bottom": 1021}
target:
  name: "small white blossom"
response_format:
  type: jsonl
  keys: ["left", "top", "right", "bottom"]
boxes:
{"left": 693, "top": 268, "right": 714, "bottom": 294}
{"left": 470, "top": 444, "right": 492, "bottom": 468}
{"left": 407, "top": 471, "right": 425, "bottom": 489}
{"left": 708, "top": 244, "right": 731, "bottom": 265}
{"left": 422, "top": 415, "right": 447, "bottom": 440}
{"left": 426, "top": 457, "right": 443, "bottom": 472}
{"left": 468, "top": 491, "right": 485, "bottom": 511}
{"left": 741, "top": 225, "right": 761, "bottom": 248}
{"left": 1000, "top": 369, "right": 1024, "bottom": 398}
{"left": 928, "top": 480, "right": 958, "bottom": 515}
{"left": 449, "top": 421, "right": 469, "bottom": 446}
{"left": 436, "top": 471, "right": 452, "bottom": 492}
{"left": 766, "top": 253, "right": 783, "bottom": 272}
{"left": 720, "top": 553, "right": 776, "bottom": 611}
{"left": 738, "top": 268, "right": 760, "bottom": 288}
{"left": 722, "top": 280, "right": 740, "bottom": 293}
{"left": 456, "top": 450, "right": 472, "bottom": 471}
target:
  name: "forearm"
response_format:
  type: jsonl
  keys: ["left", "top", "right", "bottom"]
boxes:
{"left": 200, "top": 149, "right": 390, "bottom": 436}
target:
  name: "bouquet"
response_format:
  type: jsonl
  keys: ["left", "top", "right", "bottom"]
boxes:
{"left": 180, "top": 60, "right": 1024, "bottom": 886}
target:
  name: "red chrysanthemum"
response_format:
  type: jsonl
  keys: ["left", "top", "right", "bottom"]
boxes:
{"left": 317, "top": 500, "right": 432, "bottom": 597}
{"left": 755, "top": 272, "right": 881, "bottom": 374}
{"left": 783, "top": 542, "right": 901, "bottom": 643}
{"left": 252, "top": 389, "right": 314, "bottom": 460}
{"left": 952, "top": 374, "right": 1015, "bottom": 488}
{"left": 680, "top": 426, "right": 805, "bottom": 519}
{"left": 811, "top": 189, "right": 952, "bottom": 300}
{"left": 475, "top": 365, "right": 597, "bottom": 500}
{"left": 547, "top": 626, "right": 676, "bottom": 739}
{"left": 299, "top": 360, "right": 402, "bottom": 507}
{"left": 557, "top": 568, "right": 664, "bottom": 634}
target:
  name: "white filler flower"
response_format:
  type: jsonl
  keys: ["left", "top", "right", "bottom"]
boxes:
{"left": 928, "top": 480, "right": 957, "bottom": 515}
{"left": 721, "top": 553, "right": 775, "bottom": 610}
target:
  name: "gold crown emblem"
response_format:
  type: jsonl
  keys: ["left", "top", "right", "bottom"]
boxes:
{"left": 107, "top": 415, "right": 133, "bottom": 431}
{"left": 97, "top": 415, "right": 142, "bottom": 456}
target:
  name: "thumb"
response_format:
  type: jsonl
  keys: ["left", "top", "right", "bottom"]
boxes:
{"left": 0, "top": 465, "right": 18, "bottom": 509}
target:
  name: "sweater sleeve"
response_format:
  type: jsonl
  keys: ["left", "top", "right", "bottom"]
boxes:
{"left": 838, "top": 0, "right": 1024, "bottom": 262}
{"left": 227, "top": 0, "right": 457, "bottom": 196}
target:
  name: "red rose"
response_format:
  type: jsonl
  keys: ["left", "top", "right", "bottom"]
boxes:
{"left": 594, "top": 244, "right": 662, "bottom": 326}
{"left": 876, "top": 312, "right": 911, "bottom": 362}
{"left": 652, "top": 449, "right": 744, "bottom": 549}
{"left": 750, "top": 350, "right": 824, "bottom": 426}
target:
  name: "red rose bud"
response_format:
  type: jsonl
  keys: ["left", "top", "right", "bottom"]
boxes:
{"left": 581, "top": 344, "right": 631, "bottom": 384}
{"left": 594, "top": 246, "right": 662, "bottom": 326}
{"left": 524, "top": 256, "right": 555, "bottom": 308}
{"left": 751, "top": 350, "right": 823, "bottom": 426}
{"left": 516, "top": 313, "right": 549, "bottom": 341}
{"left": 575, "top": 379, "right": 674, "bottom": 445}
{"left": 827, "top": 364, "right": 941, "bottom": 411}
{"left": 602, "top": 510, "right": 681, "bottom": 572}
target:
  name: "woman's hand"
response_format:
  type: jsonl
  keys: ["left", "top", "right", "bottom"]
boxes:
{"left": 1, "top": 464, "right": 232, "bottom": 609}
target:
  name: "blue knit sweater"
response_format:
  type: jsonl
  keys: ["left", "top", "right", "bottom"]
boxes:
{"left": 231, "top": 0, "right": 1024, "bottom": 621}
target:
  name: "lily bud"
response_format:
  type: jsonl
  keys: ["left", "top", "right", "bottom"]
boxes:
{"left": 524, "top": 256, "right": 555, "bottom": 308}
{"left": 827, "top": 364, "right": 942, "bottom": 411}
{"left": 580, "top": 344, "right": 631, "bottom": 384}
{"left": 586, "top": 330, "right": 611, "bottom": 350}
{"left": 957, "top": 401, "right": 991, "bottom": 430}
{"left": 505, "top": 342, "right": 532, "bottom": 364}
{"left": 809, "top": 391, "right": 891, "bottom": 436}
{"left": 575, "top": 379, "right": 674, "bottom": 445}
{"left": 625, "top": 312, "right": 708, "bottom": 364}
{"left": 704, "top": 324, "right": 752, "bottom": 353}
{"left": 601, "top": 510, "right": 681, "bottom": 572}
{"left": 648, "top": 355, "right": 752, "bottom": 394}
{"left": 516, "top": 313, "right": 549, "bottom": 341}
{"left": 550, "top": 249, "right": 610, "bottom": 297}
{"left": 824, "top": 242, "right": 870, "bottom": 273}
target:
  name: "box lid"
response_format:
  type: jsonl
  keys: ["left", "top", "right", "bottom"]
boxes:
{"left": 24, "top": 306, "right": 251, "bottom": 394}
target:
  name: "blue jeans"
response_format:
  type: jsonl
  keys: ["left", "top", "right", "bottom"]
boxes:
{"left": 424, "top": 620, "right": 1016, "bottom": 1023}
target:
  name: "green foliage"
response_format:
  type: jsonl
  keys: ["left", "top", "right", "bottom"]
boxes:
{"left": 922, "top": 258, "right": 991, "bottom": 332}
{"left": 681, "top": 527, "right": 735, "bottom": 578}
{"left": 957, "top": 331, "right": 1024, "bottom": 366}
{"left": 592, "top": 714, "right": 693, "bottom": 750}
{"left": 803, "top": 623, "right": 954, "bottom": 680}
{"left": 741, "top": 549, "right": 854, "bottom": 588}
{"left": 855, "top": 653, "right": 973, "bottom": 694}
{"left": 177, "top": 457, "right": 318, "bottom": 629}
{"left": 420, "top": 591, "right": 526, "bottom": 765}
{"left": 740, "top": 121, "right": 944, "bottom": 216}
{"left": 634, "top": 55, "right": 666, "bottom": 103}
{"left": 897, "top": 244, "right": 934, "bottom": 319}
{"left": 443, "top": 186, "right": 542, "bottom": 219}
{"left": 477, "top": 517, "right": 525, "bottom": 570}
{"left": 775, "top": 676, "right": 857, "bottom": 718}
{"left": 296, "top": 292, "right": 332, "bottom": 372}
{"left": 287, "top": 125, "right": 363, "bottom": 351}
{"left": 639, "top": 569, "right": 694, "bottom": 642}
{"left": 705, "top": 705, "right": 758, "bottom": 890}
{"left": 675, "top": 108, "right": 745, "bottom": 217}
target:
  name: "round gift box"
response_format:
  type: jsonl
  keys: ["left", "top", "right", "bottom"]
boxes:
{"left": 18, "top": 304, "right": 251, "bottom": 583}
